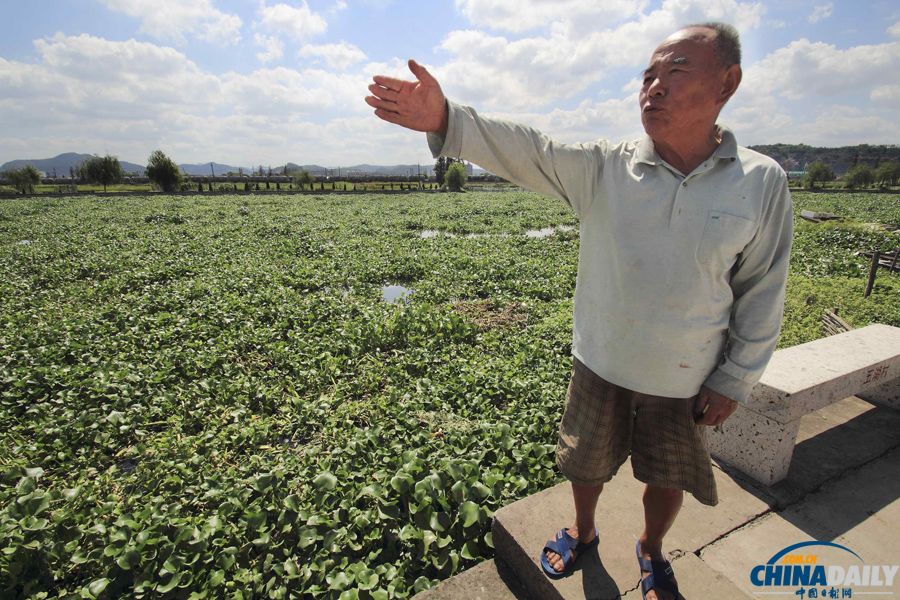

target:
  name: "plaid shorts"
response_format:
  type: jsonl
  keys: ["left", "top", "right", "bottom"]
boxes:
{"left": 555, "top": 357, "right": 718, "bottom": 506}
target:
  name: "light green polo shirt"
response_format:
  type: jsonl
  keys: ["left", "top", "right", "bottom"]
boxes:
{"left": 428, "top": 100, "right": 793, "bottom": 404}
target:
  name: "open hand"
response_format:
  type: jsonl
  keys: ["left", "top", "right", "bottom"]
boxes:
{"left": 366, "top": 59, "right": 448, "bottom": 135}
{"left": 693, "top": 386, "right": 738, "bottom": 426}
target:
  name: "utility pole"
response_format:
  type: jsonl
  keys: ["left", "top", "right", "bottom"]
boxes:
{"left": 210, "top": 163, "right": 215, "bottom": 177}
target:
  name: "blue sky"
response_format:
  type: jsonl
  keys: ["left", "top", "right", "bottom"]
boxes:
{"left": 0, "top": 0, "right": 898, "bottom": 168}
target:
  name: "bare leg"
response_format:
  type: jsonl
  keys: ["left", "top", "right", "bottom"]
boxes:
{"left": 544, "top": 481, "right": 602, "bottom": 573}
{"left": 638, "top": 484, "right": 684, "bottom": 600}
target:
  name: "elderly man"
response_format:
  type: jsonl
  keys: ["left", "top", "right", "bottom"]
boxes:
{"left": 365, "top": 22, "right": 792, "bottom": 600}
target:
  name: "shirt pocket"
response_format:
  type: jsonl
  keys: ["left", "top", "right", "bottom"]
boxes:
{"left": 696, "top": 210, "right": 756, "bottom": 268}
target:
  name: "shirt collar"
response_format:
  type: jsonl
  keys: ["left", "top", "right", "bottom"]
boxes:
{"left": 714, "top": 126, "right": 738, "bottom": 160}
{"left": 635, "top": 125, "right": 739, "bottom": 166}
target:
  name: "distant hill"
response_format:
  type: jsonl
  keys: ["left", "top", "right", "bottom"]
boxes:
{"left": 343, "top": 163, "right": 434, "bottom": 177}
{"left": 180, "top": 162, "right": 246, "bottom": 176}
{"left": 0, "top": 154, "right": 444, "bottom": 178}
{"left": 280, "top": 163, "right": 438, "bottom": 177}
{"left": 749, "top": 144, "right": 900, "bottom": 175}
{"left": 0, "top": 153, "right": 145, "bottom": 176}
{"left": 283, "top": 163, "right": 330, "bottom": 176}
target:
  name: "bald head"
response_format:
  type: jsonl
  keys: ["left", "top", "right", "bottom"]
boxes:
{"left": 676, "top": 22, "right": 742, "bottom": 68}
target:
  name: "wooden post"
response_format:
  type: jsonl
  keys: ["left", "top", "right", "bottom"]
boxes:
{"left": 865, "top": 251, "right": 880, "bottom": 298}
{"left": 889, "top": 248, "right": 899, "bottom": 273}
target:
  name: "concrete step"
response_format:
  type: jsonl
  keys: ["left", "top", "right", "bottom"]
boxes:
{"left": 412, "top": 558, "right": 532, "bottom": 600}
{"left": 490, "top": 463, "right": 760, "bottom": 599}
{"left": 486, "top": 396, "right": 900, "bottom": 599}
{"left": 701, "top": 445, "right": 900, "bottom": 597}
{"left": 414, "top": 396, "right": 900, "bottom": 598}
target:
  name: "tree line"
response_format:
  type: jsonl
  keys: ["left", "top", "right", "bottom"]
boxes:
{"left": 3, "top": 151, "right": 475, "bottom": 194}
{"left": 802, "top": 160, "right": 900, "bottom": 190}
{"left": 1, "top": 150, "right": 182, "bottom": 194}
{"left": 751, "top": 143, "right": 900, "bottom": 176}
{"left": 433, "top": 157, "right": 467, "bottom": 191}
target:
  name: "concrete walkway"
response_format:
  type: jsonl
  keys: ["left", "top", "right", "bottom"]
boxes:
{"left": 415, "top": 395, "right": 900, "bottom": 599}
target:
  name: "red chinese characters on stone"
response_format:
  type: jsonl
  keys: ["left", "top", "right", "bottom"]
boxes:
{"left": 863, "top": 365, "right": 890, "bottom": 384}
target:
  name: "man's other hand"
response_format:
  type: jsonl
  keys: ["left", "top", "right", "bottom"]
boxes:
{"left": 366, "top": 59, "right": 448, "bottom": 135}
{"left": 693, "top": 386, "right": 738, "bottom": 426}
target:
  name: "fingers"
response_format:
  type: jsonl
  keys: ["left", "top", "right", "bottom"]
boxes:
{"left": 372, "top": 74, "right": 407, "bottom": 91}
{"left": 365, "top": 95, "right": 399, "bottom": 113}
{"left": 368, "top": 83, "right": 400, "bottom": 102}
{"left": 373, "top": 108, "right": 404, "bottom": 125}
{"left": 695, "top": 387, "right": 738, "bottom": 426}
{"left": 693, "top": 390, "right": 709, "bottom": 424}
{"left": 408, "top": 59, "right": 438, "bottom": 85}
{"left": 714, "top": 400, "right": 738, "bottom": 426}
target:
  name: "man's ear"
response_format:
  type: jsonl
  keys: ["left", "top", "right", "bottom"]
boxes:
{"left": 719, "top": 64, "right": 742, "bottom": 106}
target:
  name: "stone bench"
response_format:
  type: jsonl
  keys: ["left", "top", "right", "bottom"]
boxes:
{"left": 707, "top": 323, "right": 900, "bottom": 485}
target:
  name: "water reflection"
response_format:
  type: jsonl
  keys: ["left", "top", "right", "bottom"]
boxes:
{"left": 525, "top": 225, "right": 576, "bottom": 238}
{"left": 418, "top": 226, "right": 574, "bottom": 239}
{"left": 382, "top": 284, "right": 413, "bottom": 303}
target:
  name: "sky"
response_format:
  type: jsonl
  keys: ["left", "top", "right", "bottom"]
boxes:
{"left": 0, "top": 0, "right": 898, "bottom": 169}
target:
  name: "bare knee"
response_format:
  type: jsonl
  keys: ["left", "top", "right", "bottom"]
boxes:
{"left": 644, "top": 485, "right": 683, "bottom": 499}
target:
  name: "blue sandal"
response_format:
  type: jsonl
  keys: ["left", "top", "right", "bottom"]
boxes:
{"left": 539, "top": 527, "right": 599, "bottom": 579}
{"left": 635, "top": 540, "right": 681, "bottom": 599}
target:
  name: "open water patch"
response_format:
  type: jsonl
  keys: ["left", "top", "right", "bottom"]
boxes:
{"left": 382, "top": 284, "right": 413, "bottom": 303}
{"left": 419, "top": 230, "right": 502, "bottom": 239}
{"left": 525, "top": 225, "right": 576, "bottom": 238}
{"left": 419, "top": 226, "right": 574, "bottom": 240}
{"left": 115, "top": 458, "right": 137, "bottom": 474}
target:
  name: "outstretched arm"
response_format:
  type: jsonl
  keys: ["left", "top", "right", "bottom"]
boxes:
{"left": 365, "top": 59, "right": 604, "bottom": 217}
{"left": 365, "top": 60, "right": 448, "bottom": 135}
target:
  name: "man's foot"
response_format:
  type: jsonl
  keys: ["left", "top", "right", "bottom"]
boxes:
{"left": 542, "top": 526, "right": 597, "bottom": 574}
{"left": 636, "top": 540, "right": 680, "bottom": 600}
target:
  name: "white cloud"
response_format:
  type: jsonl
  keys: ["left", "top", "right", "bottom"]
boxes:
{"left": 772, "top": 106, "right": 899, "bottom": 146}
{"left": 722, "top": 38, "right": 900, "bottom": 145}
{"left": 723, "top": 94, "right": 900, "bottom": 147}
{"left": 453, "top": 0, "right": 647, "bottom": 33}
{"left": 30, "top": 33, "right": 217, "bottom": 110}
{"left": 498, "top": 97, "right": 643, "bottom": 145}
{"left": 621, "top": 78, "right": 642, "bottom": 94}
{"left": 258, "top": 1, "right": 328, "bottom": 41}
{"left": 255, "top": 34, "right": 284, "bottom": 63}
{"left": 808, "top": 3, "right": 833, "bottom": 24}
{"left": 97, "top": 0, "right": 242, "bottom": 45}
{"left": 870, "top": 84, "right": 900, "bottom": 105}
{"left": 436, "top": 0, "right": 765, "bottom": 111}
{"left": 0, "top": 34, "right": 222, "bottom": 162}
{"left": 3, "top": 2, "right": 897, "bottom": 166}
{"left": 0, "top": 33, "right": 391, "bottom": 166}
{"left": 221, "top": 66, "right": 368, "bottom": 115}
{"left": 742, "top": 39, "right": 900, "bottom": 100}
{"left": 299, "top": 42, "right": 367, "bottom": 69}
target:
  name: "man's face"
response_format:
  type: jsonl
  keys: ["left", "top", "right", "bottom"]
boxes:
{"left": 639, "top": 30, "right": 728, "bottom": 143}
